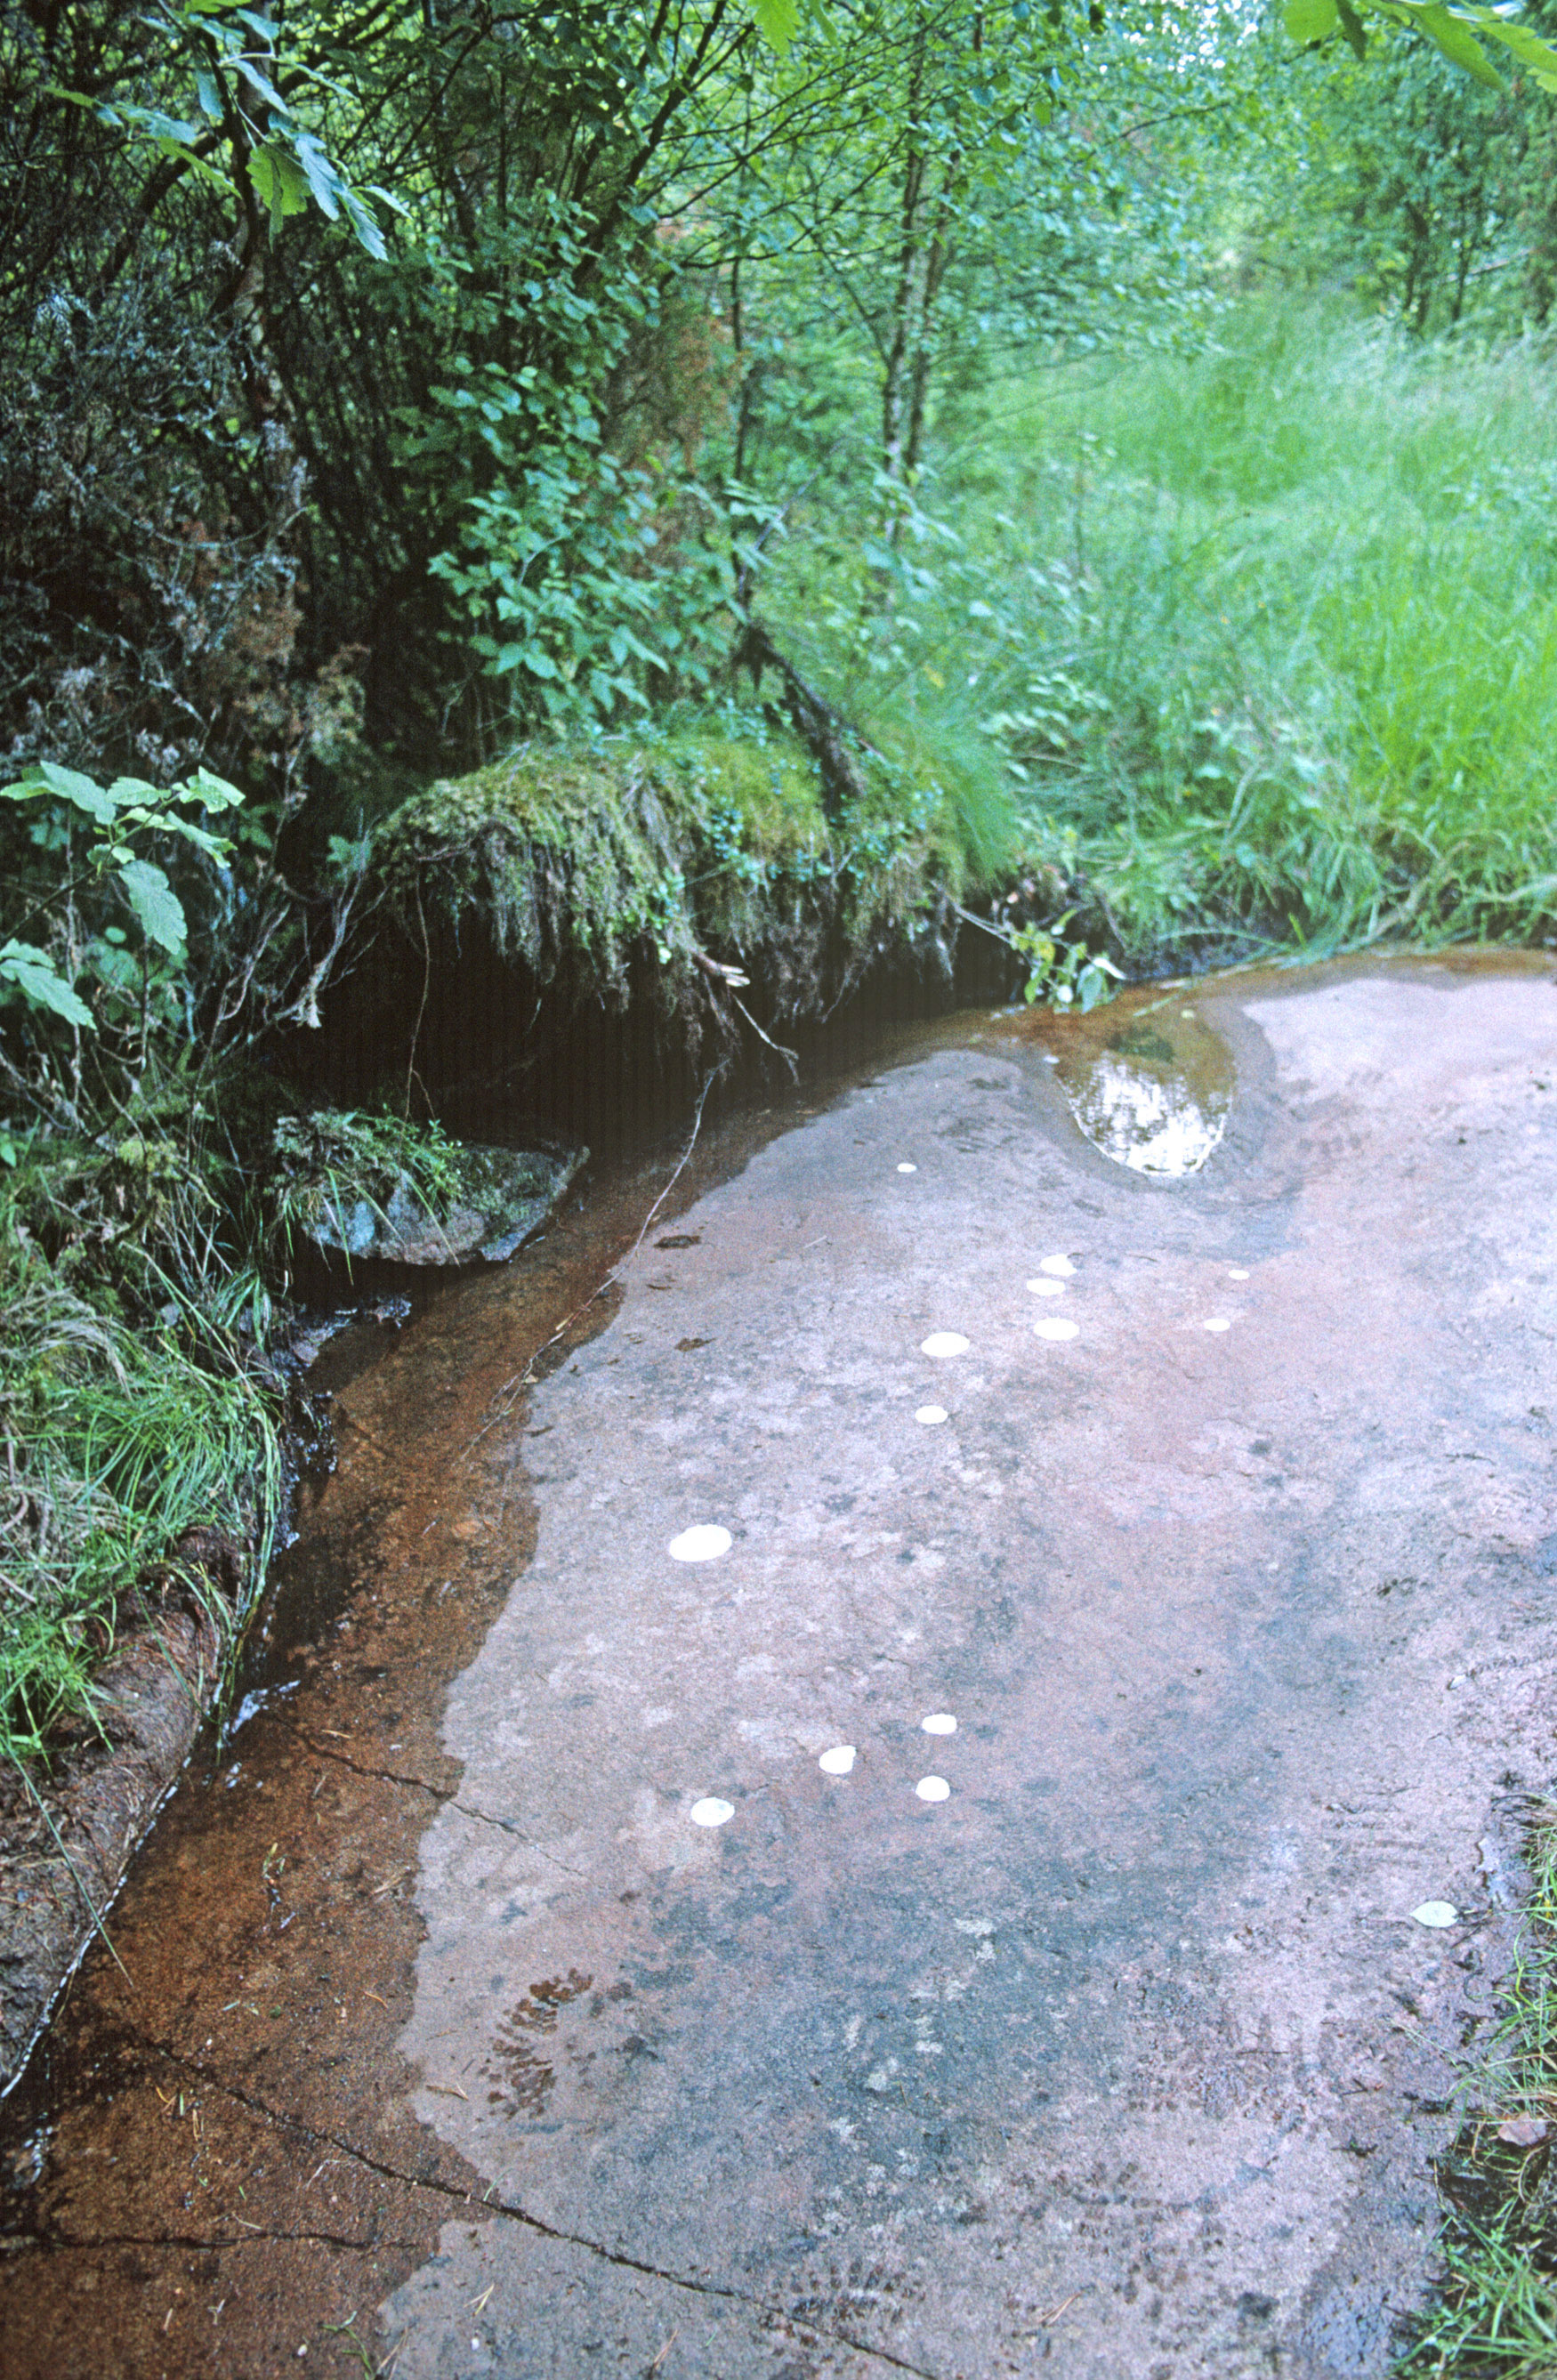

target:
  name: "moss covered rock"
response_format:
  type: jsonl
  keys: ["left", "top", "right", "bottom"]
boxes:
{"left": 372, "top": 723, "right": 974, "bottom": 1021}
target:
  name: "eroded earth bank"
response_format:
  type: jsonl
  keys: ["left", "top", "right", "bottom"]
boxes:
{"left": 5, "top": 955, "right": 1557, "bottom": 2380}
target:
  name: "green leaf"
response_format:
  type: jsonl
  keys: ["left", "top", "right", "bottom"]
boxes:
{"left": 0, "top": 762, "right": 117, "bottom": 823}
{"left": 249, "top": 144, "right": 311, "bottom": 236}
{"left": 0, "top": 940, "right": 94, "bottom": 1029}
{"left": 117, "top": 860, "right": 188, "bottom": 956}
{"left": 1472, "top": 8, "right": 1557, "bottom": 79}
{"left": 293, "top": 131, "right": 342, "bottom": 221}
{"left": 339, "top": 182, "right": 389, "bottom": 262}
{"left": 184, "top": 767, "right": 246, "bottom": 812}
{"left": 1410, "top": 2, "right": 1503, "bottom": 85}
{"left": 751, "top": 0, "right": 801, "bottom": 51}
{"left": 1284, "top": 0, "right": 1340, "bottom": 39}
{"left": 1335, "top": 0, "right": 1369, "bottom": 58}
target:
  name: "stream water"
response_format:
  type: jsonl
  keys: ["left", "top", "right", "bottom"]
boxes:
{"left": 0, "top": 975, "right": 1287, "bottom": 2375}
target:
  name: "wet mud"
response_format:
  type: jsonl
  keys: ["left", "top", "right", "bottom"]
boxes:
{"left": 5, "top": 953, "right": 1557, "bottom": 2379}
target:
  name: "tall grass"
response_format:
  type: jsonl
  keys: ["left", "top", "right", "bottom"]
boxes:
{"left": 770, "top": 301, "right": 1557, "bottom": 962}
{"left": 0, "top": 1169, "right": 282, "bottom": 1766}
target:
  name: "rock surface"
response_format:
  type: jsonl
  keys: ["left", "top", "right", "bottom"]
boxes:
{"left": 5, "top": 956, "right": 1557, "bottom": 2380}
{"left": 386, "top": 960, "right": 1557, "bottom": 2377}
{"left": 303, "top": 1140, "right": 586, "bottom": 1266}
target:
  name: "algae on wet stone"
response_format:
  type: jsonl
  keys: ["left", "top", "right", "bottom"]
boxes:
{"left": 372, "top": 727, "right": 975, "bottom": 1019}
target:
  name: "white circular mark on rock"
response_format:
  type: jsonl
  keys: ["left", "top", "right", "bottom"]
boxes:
{"left": 921, "top": 1712, "right": 957, "bottom": 1735}
{"left": 916, "top": 1776, "right": 951, "bottom": 1803}
{"left": 1412, "top": 1900, "right": 1458, "bottom": 1928}
{"left": 915, "top": 1404, "right": 948, "bottom": 1426}
{"left": 921, "top": 1331, "right": 970, "bottom": 1359}
{"left": 1035, "top": 1316, "right": 1080, "bottom": 1342}
{"left": 1039, "top": 1253, "right": 1077, "bottom": 1277}
{"left": 1228, "top": 1267, "right": 1250, "bottom": 1280}
{"left": 1027, "top": 1277, "right": 1066, "bottom": 1298}
{"left": 897, "top": 1162, "right": 918, "bottom": 1174}
{"left": 690, "top": 1797, "right": 735, "bottom": 1827}
{"left": 669, "top": 1523, "right": 732, "bottom": 1563}
{"left": 1203, "top": 1318, "right": 1231, "bottom": 1334}
{"left": 819, "top": 1745, "right": 856, "bottom": 1776}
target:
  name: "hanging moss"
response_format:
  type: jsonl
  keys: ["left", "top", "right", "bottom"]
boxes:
{"left": 373, "top": 723, "right": 977, "bottom": 1021}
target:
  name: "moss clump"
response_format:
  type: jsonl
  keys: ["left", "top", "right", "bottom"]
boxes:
{"left": 373, "top": 721, "right": 980, "bottom": 1021}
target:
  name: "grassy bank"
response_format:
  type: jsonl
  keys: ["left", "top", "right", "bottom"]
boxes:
{"left": 1398, "top": 1817, "right": 1557, "bottom": 2375}
{"left": 769, "top": 301, "right": 1557, "bottom": 966}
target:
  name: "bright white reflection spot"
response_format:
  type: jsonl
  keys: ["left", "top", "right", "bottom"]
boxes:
{"left": 1035, "top": 1317, "right": 1079, "bottom": 1342}
{"left": 1228, "top": 1268, "right": 1250, "bottom": 1279}
{"left": 1412, "top": 1900, "right": 1457, "bottom": 1928}
{"left": 690, "top": 1797, "right": 734, "bottom": 1827}
{"left": 1028, "top": 1278, "right": 1065, "bottom": 1297}
{"left": 668, "top": 1524, "right": 731, "bottom": 1562}
{"left": 819, "top": 1746, "right": 856, "bottom": 1776}
{"left": 916, "top": 1776, "right": 951, "bottom": 1803}
{"left": 1039, "top": 1253, "right": 1077, "bottom": 1277}
{"left": 921, "top": 1332, "right": 969, "bottom": 1359}
{"left": 1203, "top": 1318, "right": 1230, "bottom": 1334}
{"left": 922, "top": 1713, "right": 957, "bottom": 1735}
{"left": 897, "top": 1162, "right": 917, "bottom": 1174}
{"left": 915, "top": 1405, "right": 948, "bottom": 1426}
{"left": 1063, "top": 1057, "right": 1228, "bottom": 1177}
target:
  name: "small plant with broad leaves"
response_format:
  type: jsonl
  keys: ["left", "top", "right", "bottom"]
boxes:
{"left": 0, "top": 762, "right": 244, "bottom": 1034}
{"left": 1012, "top": 916, "right": 1124, "bottom": 1013}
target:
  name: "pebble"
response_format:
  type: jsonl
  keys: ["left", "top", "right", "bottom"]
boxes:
{"left": 921, "top": 1332, "right": 970, "bottom": 1358}
{"left": 922, "top": 1713, "right": 957, "bottom": 1735}
{"left": 668, "top": 1524, "right": 732, "bottom": 1562}
{"left": 1035, "top": 1317, "right": 1079, "bottom": 1341}
{"left": 819, "top": 1746, "right": 856, "bottom": 1776}
{"left": 915, "top": 1405, "right": 948, "bottom": 1425}
{"left": 690, "top": 1797, "right": 735, "bottom": 1827}
{"left": 916, "top": 1777, "right": 951, "bottom": 1803}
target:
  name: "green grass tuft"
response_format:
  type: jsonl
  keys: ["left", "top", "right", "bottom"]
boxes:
{"left": 1396, "top": 1813, "right": 1557, "bottom": 2376}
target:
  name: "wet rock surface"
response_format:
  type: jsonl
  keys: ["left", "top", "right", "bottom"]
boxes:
{"left": 5, "top": 956, "right": 1557, "bottom": 2379}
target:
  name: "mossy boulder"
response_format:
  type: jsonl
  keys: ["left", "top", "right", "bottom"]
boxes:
{"left": 371, "top": 724, "right": 974, "bottom": 1022}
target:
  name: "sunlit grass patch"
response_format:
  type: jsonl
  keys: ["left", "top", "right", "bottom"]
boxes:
{"left": 768, "top": 300, "right": 1557, "bottom": 967}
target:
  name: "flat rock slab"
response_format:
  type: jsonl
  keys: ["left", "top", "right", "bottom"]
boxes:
{"left": 384, "top": 961, "right": 1557, "bottom": 2379}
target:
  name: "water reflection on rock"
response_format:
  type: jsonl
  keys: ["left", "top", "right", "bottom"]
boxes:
{"left": 1056, "top": 1013, "right": 1231, "bottom": 1176}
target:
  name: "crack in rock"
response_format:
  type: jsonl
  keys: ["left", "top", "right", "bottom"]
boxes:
{"left": 125, "top": 2045, "right": 941, "bottom": 2377}
{"left": 296, "top": 1735, "right": 452, "bottom": 1797}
